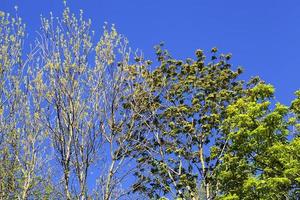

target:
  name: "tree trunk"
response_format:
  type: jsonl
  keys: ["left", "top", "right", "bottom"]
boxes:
{"left": 199, "top": 146, "right": 210, "bottom": 200}
{"left": 104, "top": 159, "right": 115, "bottom": 200}
{"left": 79, "top": 170, "right": 87, "bottom": 200}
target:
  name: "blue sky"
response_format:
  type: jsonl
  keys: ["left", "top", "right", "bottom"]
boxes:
{"left": 2, "top": 0, "right": 300, "bottom": 104}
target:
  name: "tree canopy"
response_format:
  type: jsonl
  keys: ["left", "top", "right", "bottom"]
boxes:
{"left": 0, "top": 4, "right": 299, "bottom": 200}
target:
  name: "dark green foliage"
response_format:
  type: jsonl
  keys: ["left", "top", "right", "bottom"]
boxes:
{"left": 125, "top": 45, "right": 247, "bottom": 199}
{"left": 124, "top": 45, "right": 300, "bottom": 200}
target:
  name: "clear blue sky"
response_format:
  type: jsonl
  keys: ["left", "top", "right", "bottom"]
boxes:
{"left": 2, "top": 0, "right": 300, "bottom": 104}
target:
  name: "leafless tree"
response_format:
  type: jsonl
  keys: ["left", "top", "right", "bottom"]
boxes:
{"left": 0, "top": 9, "right": 52, "bottom": 199}
{"left": 34, "top": 6, "right": 141, "bottom": 199}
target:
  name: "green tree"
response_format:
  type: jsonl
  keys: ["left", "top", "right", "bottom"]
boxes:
{"left": 215, "top": 83, "right": 300, "bottom": 199}
{"left": 125, "top": 44, "right": 246, "bottom": 199}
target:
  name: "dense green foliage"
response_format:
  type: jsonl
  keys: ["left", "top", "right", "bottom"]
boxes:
{"left": 123, "top": 45, "right": 300, "bottom": 199}
{"left": 125, "top": 45, "right": 244, "bottom": 199}
{"left": 0, "top": 5, "right": 299, "bottom": 200}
